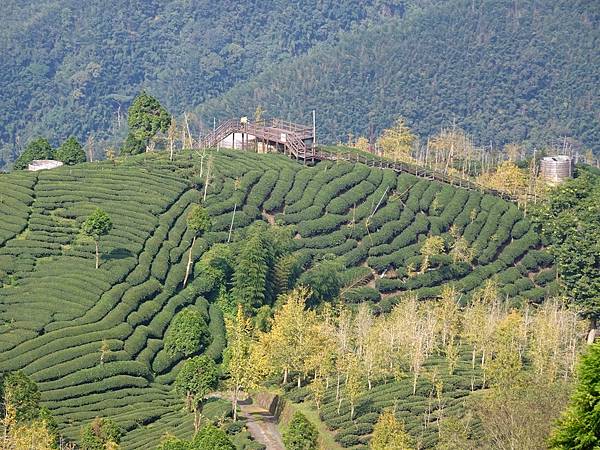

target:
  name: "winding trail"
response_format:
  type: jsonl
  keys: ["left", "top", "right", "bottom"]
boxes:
{"left": 238, "top": 397, "right": 284, "bottom": 450}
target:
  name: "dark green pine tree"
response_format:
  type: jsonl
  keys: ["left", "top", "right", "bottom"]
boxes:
{"left": 13, "top": 137, "right": 54, "bottom": 170}
{"left": 122, "top": 91, "right": 171, "bottom": 155}
{"left": 232, "top": 231, "right": 269, "bottom": 310}
{"left": 54, "top": 136, "right": 86, "bottom": 165}
{"left": 550, "top": 342, "right": 600, "bottom": 449}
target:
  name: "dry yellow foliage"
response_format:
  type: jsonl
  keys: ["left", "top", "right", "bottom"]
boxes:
{"left": 377, "top": 117, "right": 416, "bottom": 161}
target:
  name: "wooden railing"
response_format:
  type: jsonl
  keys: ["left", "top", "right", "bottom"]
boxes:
{"left": 200, "top": 118, "right": 312, "bottom": 160}
{"left": 313, "top": 149, "right": 514, "bottom": 201}
{"left": 199, "top": 118, "right": 514, "bottom": 201}
{"left": 199, "top": 119, "right": 239, "bottom": 149}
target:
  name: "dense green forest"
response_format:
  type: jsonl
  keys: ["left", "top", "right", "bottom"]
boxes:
{"left": 200, "top": 0, "right": 599, "bottom": 152}
{"left": 1, "top": 0, "right": 599, "bottom": 169}
{"left": 0, "top": 0, "right": 396, "bottom": 168}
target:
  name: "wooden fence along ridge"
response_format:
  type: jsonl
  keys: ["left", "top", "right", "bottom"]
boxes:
{"left": 199, "top": 118, "right": 514, "bottom": 202}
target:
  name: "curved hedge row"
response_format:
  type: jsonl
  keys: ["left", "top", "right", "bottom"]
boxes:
{"left": 0, "top": 151, "right": 553, "bottom": 445}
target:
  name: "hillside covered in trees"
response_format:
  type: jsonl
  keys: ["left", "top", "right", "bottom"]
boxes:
{"left": 1, "top": 148, "right": 596, "bottom": 448}
{"left": 1, "top": 0, "right": 599, "bottom": 169}
{"left": 0, "top": 0, "right": 394, "bottom": 168}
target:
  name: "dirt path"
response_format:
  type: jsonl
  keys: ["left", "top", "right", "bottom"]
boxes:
{"left": 262, "top": 210, "right": 276, "bottom": 226}
{"left": 238, "top": 397, "right": 284, "bottom": 450}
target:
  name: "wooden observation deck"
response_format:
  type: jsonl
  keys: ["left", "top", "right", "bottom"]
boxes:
{"left": 200, "top": 118, "right": 317, "bottom": 161}
{"left": 200, "top": 117, "right": 515, "bottom": 201}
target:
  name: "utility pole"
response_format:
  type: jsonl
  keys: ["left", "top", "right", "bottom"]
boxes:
{"left": 214, "top": 117, "right": 218, "bottom": 151}
{"left": 312, "top": 110, "right": 316, "bottom": 148}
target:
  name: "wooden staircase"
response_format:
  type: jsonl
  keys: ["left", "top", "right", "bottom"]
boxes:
{"left": 200, "top": 118, "right": 315, "bottom": 161}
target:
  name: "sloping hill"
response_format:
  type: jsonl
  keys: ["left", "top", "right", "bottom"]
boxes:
{"left": 199, "top": 0, "right": 599, "bottom": 152}
{"left": 0, "top": 150, "right": 556, "bottom": 445}
{"left": 0, "top": 0, "right": 389, "bottom": 167}
{"left": 2, "top": 0, "right": 599, "bottom": 168}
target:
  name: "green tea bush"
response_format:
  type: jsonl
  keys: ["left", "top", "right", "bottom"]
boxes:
{"left": 419, "top": 181, "right": 443, "bottom": 211}
{"left": 328, "top": 180, "right": 377, "bottom": 215}
{"left": 296, "top": 214, "right": 347, "bottom": 237}
{"left": 246, "top": 170, "right": 279, "bottom": 208}
{"left": 205, "top": 304, "right": 226, "bottom": 361}
{"left": 264, "top": 168, "right": 296, "bottom": 212}
{"left": 285, "top": 167, "right": 315, "bottom": 205}
{"left": 341, "top": 286, "right": 381, "bottom": 303}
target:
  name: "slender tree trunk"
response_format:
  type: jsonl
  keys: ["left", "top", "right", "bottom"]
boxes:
{"left": 233, "top": 386, "right": 239, "bottom": 421}
{"left": 283, "top": 367, "right": 288, "bottom": 384}
{"left": 587, "top": 317, "right": 597, "bottom": 345}
{"left": 336, "top": 372, "right": 341, "bottom": 401}
{"left": 297, "top": 375, "right": 301, "bottom": 388}
{"left": 227, "top": 204, "right": 237, "bottom": 243}
{"left": 186, "top": 391, "right": 193, "bottom": 412}
{"left": 183, "top": 235, "right": 196, "bottom": 287}
{"left": 194, "top": 405, "right": 201, "bottom": 433}
{"left": 203, "top": 159, "right": 212, "bottom": 201}
{"left": 95, "top": 240, "right": 100, "bottom": 269}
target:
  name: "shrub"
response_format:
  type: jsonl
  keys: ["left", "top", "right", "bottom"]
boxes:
{"left": 342, "top": 286, "right": 381, "bottom": 303}
{"left": 204, "top": 304, "right": 226, "bottom": 362}
{"left": 191, "top": 424, "right": 235, "bottom": 450}
{"left": 283, "top": 412, "right": 318, "bottom": 450}
{"left": 328, "top": 180, "right": 377, "bottom": 215}
{"left": 164, "top": 307, "right": 210, "bottom": 357}
{"left": 246, "top": 170, "right": 279, "bottom": 208}
{"left": 285, "top": 168, "right": 314, "bottom": 205}
{"left": 296, "top": 214, "right": 347, "bottom": 237}
{"left": 264, "top": 168, "right": 296, "bottom": 212}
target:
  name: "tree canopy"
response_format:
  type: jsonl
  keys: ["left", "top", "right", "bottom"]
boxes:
{"left": 164, "top": 307, "right": 210, "bottom": 357}
{"left": 533, "top": 168, "right": 600, "bottom": 322}
{"left": 54, "top": 136, "right": 86, "bottom": 165}
{"left": 79, "top": 417, "right": 123, "bottom": 450}
{"left": 370, "top": 410, "right": 413, "bottom": 450}
{"left": 1, "top": 370, "right": 41, "bottom": 423}
{"left": 122, "top": 91, "right": 171, "bottom": 154}
{"left": 283, "top": 412, "right": 319, "bottom": 450}
{"left": 175, "top": 355, "right": 219, "bottom": 431}
{"left": 13, "top": 138, "right": 53, "bottom": 170}
{"left": 550, "top": 342, "right": 600, "bottom": 450}
{"left": 81, "top": 208, "right": 113, "bottom": 269}
{"left": 186, "top": 204, "right": 212, "bottom": 236}
{"left": 191, "top": 424, "right": 235, "bottom": 450}
{"left": 82, "top": 208, "right": 113, "bottom": 241}
{"left": 298, "top": 257, "right": 342, "bottom": 305}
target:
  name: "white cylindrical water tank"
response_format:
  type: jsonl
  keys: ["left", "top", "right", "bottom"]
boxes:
{"left": 540, "top": 155, "right": 573, "bottom": 183}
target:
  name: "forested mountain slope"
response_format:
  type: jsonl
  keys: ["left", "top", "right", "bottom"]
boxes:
{"left": 2, "top": 0, "right": 599, "bottom": 169}
{"left": 0, "top": 151, "right": 557, "bottom": 447}
{"left": 0, "top": 0, "right": 392, "bottom": 167}
{"left": 199, "top": 0, "right": 599, "bottom": 152}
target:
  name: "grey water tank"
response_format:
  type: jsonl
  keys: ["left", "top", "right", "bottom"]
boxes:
{"left": 540, "top": 155, "right": 573, "bottom": 183}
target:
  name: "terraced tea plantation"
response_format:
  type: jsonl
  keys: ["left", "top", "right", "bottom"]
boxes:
{"left": 0, "top": 150, "right": 556, "bottom": 447}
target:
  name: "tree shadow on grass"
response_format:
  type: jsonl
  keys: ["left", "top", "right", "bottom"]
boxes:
{"left": 105, "top": 248, "right": 134, "bottom": 261}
